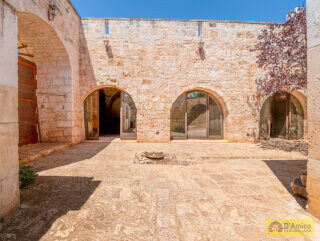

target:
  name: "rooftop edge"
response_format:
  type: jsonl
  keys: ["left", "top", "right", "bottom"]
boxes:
{"left": 67, "top": 0, "right": 80, "bottom": 18}
{"left": 80, "top": 17, "right": 278, "bottom": 25}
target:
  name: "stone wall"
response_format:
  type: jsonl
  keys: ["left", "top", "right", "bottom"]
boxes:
{"left": 80, "top": 18, "right": 307, "bottom": 142}
{"left": 0, "top": 0, "right": 81, "bottom": 218}
{"left": 306, "top": 0, "right": 320, "bottom": 218}
{"left": 0, "top": 0, "right": 19, "bottom": 218}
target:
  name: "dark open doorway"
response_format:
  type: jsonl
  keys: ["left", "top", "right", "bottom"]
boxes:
{"left": 99, "top": 89, "right": 121, "bottom": 136}
{"left": 84, "top": 87, "right": 137, "bottom": 140}
{"left": 271, "top": 94, "right": 287, "bottom": 138}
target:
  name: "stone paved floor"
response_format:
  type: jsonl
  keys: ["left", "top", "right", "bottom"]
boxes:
{"left": 1, "top": 142, "right": 320, "bottom": 240}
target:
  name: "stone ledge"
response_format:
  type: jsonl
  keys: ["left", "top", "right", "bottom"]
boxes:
{"left": 258, "top": 139, "right": 308, "bottom": 156}
{"left": 19, "top": 143, "right": 73, "bottom": 166}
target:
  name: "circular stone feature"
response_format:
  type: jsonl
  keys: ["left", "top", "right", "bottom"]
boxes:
{"left": 133, "top": 152, "right": 178, "bottom": 165}
{"left": 144, "top": 152, "right": 165, "bottom": 160}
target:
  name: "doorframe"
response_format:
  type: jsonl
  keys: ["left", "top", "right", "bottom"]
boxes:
{"left": 120, "top": 92, "right": 137, "bottom": 140}
{"left": 172, "top": 90, "right": 224, "bottom": 140}
{"left": 84, "top": 90, "right": 100, "bottom": 140}
{"left": 85, "top": 89, "right": 138, "bottom": 141}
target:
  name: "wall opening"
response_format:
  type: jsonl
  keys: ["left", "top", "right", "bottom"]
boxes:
{"left": 106, "top": 22, "right": 109, "bottom": 35}
{"left": 99, "top": 89, "right": 121, "bottom": 136}
{"left": 170, "top": 90, "right": 223, "bottom": 140}
{"left": 259, "top": 92, "right": 304, "bottom": 140}
{"left": 198, "top": 22, "right": 202, "bottom": 37}
{"left": 84, "top": 87, "right": 137, "bottom": 140}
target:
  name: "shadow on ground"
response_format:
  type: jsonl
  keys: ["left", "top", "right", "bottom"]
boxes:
{"left": 0, "top": 176, "right": 100, "bottom": 241}
{"left": 31, "top": 142, "right": 110, "bottom": 173}
{"left": 264, "top": 159, "right": 307, "bottom": 209}
{"left": 1, "top": 143, "right": 108, "bottom": 240}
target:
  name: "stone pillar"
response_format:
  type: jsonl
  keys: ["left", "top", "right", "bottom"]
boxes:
{"left": 307, "top": 0, "right": 320, "bottom": 218}
{"left": 0, "top": 0, "right": 20, "bottom": 218}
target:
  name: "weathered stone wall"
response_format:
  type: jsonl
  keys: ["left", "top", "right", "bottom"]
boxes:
{"left": 0, "top": 0, "right": 19, "bottom": 218}
{"left": 0, "top": 0, "right": 82, "bottom": 218}
{"left": 6, "top": 0, "right": 82, "bottom": 143}
{"left": 80, "top": 18, "right": 303, "bottom": 142}
{"left": 306, "top": 0, "right": 320, "bottom": 218}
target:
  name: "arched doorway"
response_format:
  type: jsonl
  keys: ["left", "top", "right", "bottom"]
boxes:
{"left": 84, "top": 88, "right": 137, "bottom": 140}
{"left": 259, "top": 92, "right": 305, "bottom": 140}
{"left": 170, "top": 91, "right": 223, "bottom": 140}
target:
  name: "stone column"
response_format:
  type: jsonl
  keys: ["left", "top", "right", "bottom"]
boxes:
{"left": 0, "top": 0, "right": 20, "bottom": 218}
{"left": 307, "top": 0, "right": 320, "bottom": 218}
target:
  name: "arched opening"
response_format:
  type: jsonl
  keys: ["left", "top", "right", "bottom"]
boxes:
{"left": 170, "top": 90, "right": 223, "bottom": 140}
{"left": 259, "top": 92, "right": 305, "bottom": 140}
{"left": 17, "top": 12, "right": 72, "bottom": 144}
{"left": 84, "top": 87, "right": 137, "bottom": 140}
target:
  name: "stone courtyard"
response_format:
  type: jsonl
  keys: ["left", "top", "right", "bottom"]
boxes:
{"left": 1, "top": 0, "right": 320, "bottom": 238}
{"left": 1, "top": 142, "right": 319, "bottom": 240}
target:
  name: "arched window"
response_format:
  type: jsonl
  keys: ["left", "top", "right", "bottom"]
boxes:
{"left": 259, "top": 92, "right": 304, "bottom": 140}
{"left": 170, "top": 91, "right": 223, "bottom": 140}
{"left": 84, "top": 88, "right": 137, "bottom": 140}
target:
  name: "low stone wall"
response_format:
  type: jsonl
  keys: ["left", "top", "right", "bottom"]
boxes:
{"left": 258, "top": 139, "right": 308, "bottom": 156}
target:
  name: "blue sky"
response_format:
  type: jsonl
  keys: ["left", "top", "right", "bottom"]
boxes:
{"left": 70, "top": 0, "right": 305, "bottom": 23}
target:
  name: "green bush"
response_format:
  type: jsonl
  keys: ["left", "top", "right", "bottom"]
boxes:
{"left": 19, "top": 166, "right": 38, "bottom": 188}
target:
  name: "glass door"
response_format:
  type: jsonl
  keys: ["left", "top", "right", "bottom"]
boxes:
{"left": 187, "top": 92, "right": 207, "bottom": 138}
{"left": 209, "top": 96, "right": 223, "bottom": 139}
{"left": 84, "top": 91, "right": 99, "bottom": 139}
{"left": 170, "top": 94, "right": 186, "bottom": 139}
{"left": 170, "top": 91, "right": 224, "bottom": 140}
{"left": 289, "top": 95, "right": 304, "bottom": 139}
{"left": 121, "top": 93, "right": 137, "bottom": 139}
{"left": 259, "top": 97, "right": 271, "bottom": 140}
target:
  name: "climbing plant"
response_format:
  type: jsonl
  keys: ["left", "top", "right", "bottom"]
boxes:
{"left": 246, "top": 7, "right": 307, "bottom": 139}
{"left": 252, "top": 7, "right": 307, "bottom": 97}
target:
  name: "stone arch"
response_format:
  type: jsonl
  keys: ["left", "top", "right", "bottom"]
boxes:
{"left": 6, "top": 0, "right": 75, "bottom": 50}
{"left": 170, "top": 87, "right": 228, "bottom": 139}
{"left": 83, "top": 85, "right": 137, "bottom": 140}
{"left": 260, "top": 90, "right": 307, "bottom": 119}
{"left": 17, "top": 11, "right": 73, "bottom": 142}
{"left": 81, "top": 85, "right": 137, "bottom": 105}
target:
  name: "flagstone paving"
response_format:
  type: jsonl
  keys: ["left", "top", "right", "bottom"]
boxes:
{"left": 1, "top": 142, "right": 319, "bottom": 240}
